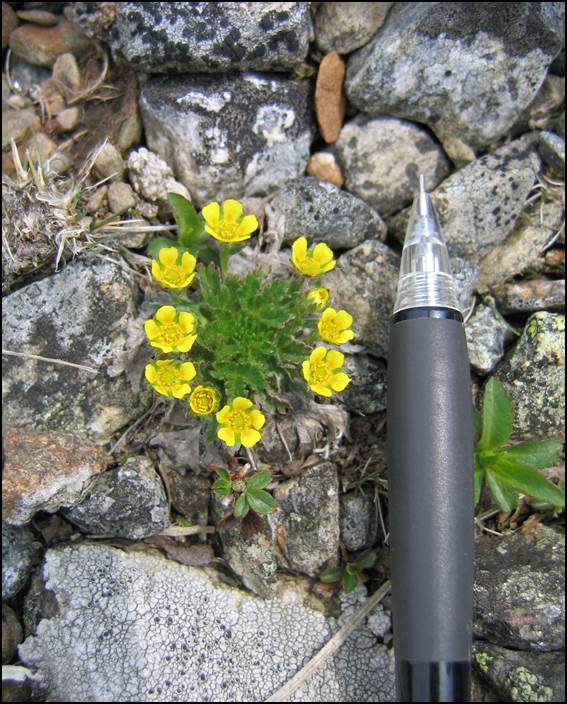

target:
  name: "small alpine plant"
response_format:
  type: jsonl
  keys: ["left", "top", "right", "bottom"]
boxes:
{"left": 143, "top": 194, "right": 354, "bottom": 450}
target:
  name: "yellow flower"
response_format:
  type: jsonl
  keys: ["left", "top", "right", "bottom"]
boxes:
{"left": 145, "top": 360, "right": 196, "bottom": 399}
{"left": 291, "top": 237, "right": 336, "bottom": 277}
{"left": 201, "top": 199, "right": 258, "bottom": 244}
{"left": 151, "top": 246, "right": 196, "bottom": 289}
{"left": 302, "top": 347, "right": 351, "bottom": 397}
{"left": 306, "top": 287, "right": 330, "bottom": 309}
{"left": 317, "top": 307, "right": 354, "bottom": 345}
{"left": 144, "top": 305, "right": 198, "bottom": 353}
{"left": 189, "top": 385, "right": 221, "bottom": 416}
{"left": 216, "top": 397, "right": 266, "bottom": 448}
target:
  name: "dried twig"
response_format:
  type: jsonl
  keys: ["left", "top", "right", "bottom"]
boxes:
{"left": 2, "top": 349, "right": 98, "bottom": 374}
{"left": 265, "top": 580, "right": 391, "bottom": 702}
{"left": 159, "top": 525, "right": 216, "bottom": 537}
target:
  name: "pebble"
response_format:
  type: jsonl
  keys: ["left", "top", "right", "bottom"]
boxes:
{"left": 44, "top": 149, "right": 72, "bottom": 176}
{"left": 2, "top": 2, "right": 18, "bottom": 49}
{"left": 107, "top": 181, "right": 136, "bottom": 213}
{"left": 92, "top": 140, "right": 125, "bottom": 180}
{"left": 126, "top": 147, "right": 190, "bottom": 210}
{"left": 2, "top": 427, "right": 109, "bottom": 526}
{"left": 315, "top": 2, "right": 393, "bottom": 54}
{"left": 2, "top": 605, "right": 23, "bottom": 665}
{"left": 55, "top": 106, "right": 81, "bottom": 131}
{"left": 1, "top": 665, "right": 45, "bottom": 703}
{"left": 493, "top": 278, "right": 565, "bottom": 314}
{"left": 494, "top": 312, "right": 565, "bottom": 439}
{"left": 2, "top": 523, "right": 41, "bottom": 600}
{"left": 9, "top": 18, "right": 91, "bottom": 67}
{"left": 7, "top": 54, "right": 50, "bottom": 94}
{"left": 315, "top": 51, "right": 346, "bottom": 144}
{"left": 335, "top": 114, "right": 450, "bottom": 216}
{"left": 16, "top": 9, "right": 59, "bottom": 26}
{"left": 2, "top": 108, "right": 40, "bottom": 149}
{"left": 340, "top": 353, "right": 388, "bottom": 414}
{"left": 538, "top": 130, "right": 565, "bottom": 174}
{"left": 465, "top": 304, "right": 513, "bottom": 375}
{"left": 166, "top": 470, "right": 210, "bottom": 525}
{"left": 6, "top": 94, "right": 30, "bottom": 110}
{"left": 340, "top": 491, "right": 377, "bottom": 552}
{"left": 306, "top": 151, "right": 344, "bottom": 187}
{"left": 51, "top": 52, "right": 82, "bottom": 96}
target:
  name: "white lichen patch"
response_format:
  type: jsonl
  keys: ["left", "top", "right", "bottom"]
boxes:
{"left": 19, "top": 544, "right": 395, "bottom": 702}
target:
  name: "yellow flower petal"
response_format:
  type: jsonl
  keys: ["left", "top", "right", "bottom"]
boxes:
{"left": 144, "top": 320, "right": 161, "bottom": 339}
{"left": 216, "top": 406, "right": 232, "bottom": 424}
{"left": 222, "top": 199, "right": 243, "bottom": 223}
{"left": 145, "top": 364, "right": 158, "bottom": 383}
{"left": 311, "top": 346, "right": 327, "bottom": 363}
{"left": 292, "top": 236, "right": 307, "bottom": 259}
{"left": 240, "top": 429, "right": 261, "bottom": 448}
{"left": 335, "top": 310, "right": 353, "bottom": 328}
{"left": 179, "top": 362, "right": 197, "bottom": 381}
{"left": 312, "top": 242, "right": 333, "bottom": 264}
{"left": 326, "top": 349, "right": 344, "bottom": 369}
{"left": 236, "top": 214, "right": 259, "bottom": 237}
{"left": 249, "top": 410, "right": 265, "bottom": 430}
{"left": 233, "top": 397, "right": 253, "bottom": 411}
{"left": 320, "top": 307, "right": 336, "bottom": 324}
{"left": 175, "top": 334, "right": 197, "bottom": 353}
{"left": 302, "top": 360, "right": 311, "bottom": 380}
{"left": 312, "top": 383, "right": 333, "bottom": 397}
{"left": 181, "top": 251, "right": 196, "bottom": 273}
{"left": 321, "top": 259, "right": 336, "bottom": 273}
{"left": 202, "top": 201, "right": 220, "bottom": 227}
{"left": 158, "top": 247, "right": 180, "bottom": 267}
{"left": 178, "top": 311, "right": 196, "bottom": 333}
{"left": 218, "top": 427, "right": 236, "bottom": 446}
{"left": 330, "top": 372, "right": 351, "bottom": 391}
{"left": 172, "top": 383, "right": 192, "bottom": 399}
{"left": 335, "top": 330, "right": 355, "bottom": 344}
{"left": 155, "top": 306, "right": 177, "bottom": 324}
{"left": 151, "top": 260, "right": 162, "bottom": 281}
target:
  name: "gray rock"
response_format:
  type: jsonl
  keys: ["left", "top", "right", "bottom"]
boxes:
{"left": 149, "top": 421, "right": 231, "bottom": 476}
{"left": 493, "top": 278, "right": 565, "bottom": 314}
{"left": 479, "top": 199, "right": 565, "bottom": 290}
{"left": 389, "top": 138, "right": 541, "bottom": 263}
{"left": 473, "top": 643, "right": 565, "bottom": 703}
{"left": 19, "top": 544, "right": 396, "bottom": 701}
{"left": 346, "top": 3, "right": 565, "bottom": 151}
{"left": 166, "top": 470, "right": 210, "bottom": 525}
{"left": 63, "top": 457, "right": 169, "bottom": 540}
{"left": 452, "top": 258, "right": 481, "bottom": 313}
{"left": 324, "top": 239, "right": 400, "bottom": 358}
{"left": 2, "top": 523, "right": 41, "bottom": 600}
{"left": 273, "top": 461, "right": 340, "bottom": 576}
{"left": 228, "top": 248, "right": 296, "bottom": 279}
{"left": 334, "top": 115, "right": 450, "bottom": 216}
{"left": 474, "top": 525, "right": 564, "bottom": 651}
{"left": 107, "top": 182, "right": 136, "bottom": 213}
{"left": 367, "top": 605, "right": 392, "bottom": 641}
{"left": 126, "top": 146, "right": 191, "bottom": 210}
{"left": 140, "top": 73, "right": 315, "bottom": 207}
{"left": 340, "top": 491, "right": 377, "bottom": 552}
{"left": 511, "top": 74, "right": 566, "bottom": 135}
{"left": 465, "top": 304, "right": 513, "bottom": 375}
{"left": 494, "top": 312, "right": 565, "bottom": 439}
{"left": 538, "top": 130, "right": 565, "bottom": 173}
{"left": 266, "top": 177, "right": 386, "bottom": 250}
{"left": 1, "top": 665, "right": 46, "bottom": 703}
{"left": 7, "top": 54, "right": 51, "bottom": 94}
{"left": 2, "top": 258, "right": 149, "bottom": 444}
{"left": 3, "top": 604, "right": 23, "bottom": 664}
{"left": 92, "top": 141, "right": 124, "bottom": 180}
{"left": 315, "top": 2, "right": 393, "bottom": 55}
{"left": 340, "top": 354, "right": 387, "bottom": 415}
{"left": 2, "top": 108, "right": 41, "bottom": 149}
{"left": 70, "top": 2, "right": 312, "bottom": 74}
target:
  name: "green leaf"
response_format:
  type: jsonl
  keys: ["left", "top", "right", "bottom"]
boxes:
{"left": 215, "top": 467, "right": 231, "bottom": 482}
{"left": 246, "top": 471, "right": 272, "bottom": 491}
{"left": 212, "top": 478, "right": 232, "bottom": 497}
{"left": 474, "top": 465, "right": 485, "bottom": 506}
{"left": 498, "top": 440, "right": 563, "bottom": 470}
{"left": 477, "top": 378, "right": 514, "bottom": 451}
{"left": 168, "top": 193, "right": 200, "bottom": 248}
{"left": 342, "top": 572, "right": 359, "bottom": 593}
{"left": 345, "top": 563, "right": 361, "bottom": 576}
{"left": 485, "top": 470, "right": 519, "bottom": 513}
{"left": 245, "top": 488, "right": 276, "bottom": 515}
{"left": 233, "top": 493, "right": 250, "bottom": 518}
{"left": 355, "top": 549, "right": 377, "bottom": 570}
{"left": 320, "top": 567, "right": 343, "bottom": 583}
{"left": 146, "top": 236, "right": 177, "bottom": 259}
{"left": 490, "top": 460, "right": 565, "bottom": 508}
{"left": 473, "top": 410, "right": 482, "bottom": 443}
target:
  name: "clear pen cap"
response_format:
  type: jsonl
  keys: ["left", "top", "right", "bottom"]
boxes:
{"left": 393, "top": 175, "right": 460, "bottom": 314}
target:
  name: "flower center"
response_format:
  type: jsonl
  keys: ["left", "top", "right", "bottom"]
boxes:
{"left": 159, "top": 365, "right": 178, "bottom": 386}
{"left": 194, "top": 393, "right": 211, "bottom": 412}
{"left": 321, "top": 320, "right": 338, "bottom": 338}
{"left": 311, "top": 361, "right": 330, "bottom": 384}
{"left": 164, "top": 265, "right": 185, "bottom": 286}
{"left": 229, "top": 410, "right": 248, "bottom": 431}
{"left": 159, "top": 321, "right": 183, "bottom": 345}
{"left": 217, "top": 221, "right": 238, "bottom": 242}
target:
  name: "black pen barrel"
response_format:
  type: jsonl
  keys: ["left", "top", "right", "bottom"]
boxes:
{"left": 387, "top": 313, "right": 474, "bottom": 702}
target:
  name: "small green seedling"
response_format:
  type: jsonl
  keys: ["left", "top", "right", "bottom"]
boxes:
{"left": 320, "top": 549, "right": 377, "bottom": 593}
{"left": 474, "top": 378, "right": 564, "bottom": 513}
{"left": 213, "top": 468, "right": 276, "bottom": 518}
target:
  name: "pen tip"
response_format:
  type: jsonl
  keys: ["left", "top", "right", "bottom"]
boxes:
{"left": 419, "top": 173, "right": 427, "bottom": 194}
{"left": 416, "top": 173, "right": 432, "bottom": 217}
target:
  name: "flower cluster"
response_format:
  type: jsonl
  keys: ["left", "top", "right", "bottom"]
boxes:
{"left": 143, "top": 195, "right": 354, "bottom": 450}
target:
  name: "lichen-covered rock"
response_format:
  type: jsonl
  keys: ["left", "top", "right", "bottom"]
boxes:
{"left": 166, "top": 470, "right": 210, "bottom": 525}
{"left": 345, "top": 3, "right": 565, "bottom": 151}
{"left": 126, "top": 146, "right": 190, "bottom": 210}
{"left": 324, "top": 239, "right": 400, "bottom": 358}
{"left": 63, "top": 456, "right": 169, "bottom": 539}
{"left": 340, "top": 354, "right": 387, "bottom": 415}
{"left": 388, "top": 138, "right": 541, "bottom": 263}
{"left": 538, "top": 130, "right": 565, "bottom": 173}
{"left": 70, "top": 2, "right": 313, "bottom": 74}
{"left": 2, "top": 258, "right": 149, "bottom": 444}
{"left": 452, "top": 258, "right": 481, "bottom": 313}
{"left": 266, "top": 177, "right": 386, "bottom": 250}
{"left": 334, "top": 115, "right": 450, "bottom": 216}
{"left": 314, "top": 2, "right": 393, "bottom": 55}
{"left": 465, "top": 305, "right": 513, "bottom": 375}
{"left": 2, "top": 428, "right": 109, "bottom": 525}
{"left": 19, "top": 544, "right": 396, "bottom": 701}
{"left": 474, "top": 525, "right": 564, "bottom": 651}
{"left": 2, "top": 523, "right": 41, "bottom": 600}
{"left": 340, "top": 491, "right": 377, "bottom": 552}
{"left": 3, "top": 604, "right": 23, "bottom": 664}
{"left": 473, "top": 643, "right": 565, "bottom": 703}
{"left": 493, "top": 278, "right": 565, "bottom": 314}
{"left": 140, "top": 73, "right": 314, "bottom": 206}
{"left": 494, "top": 312, "right": 565, "bottom": 439}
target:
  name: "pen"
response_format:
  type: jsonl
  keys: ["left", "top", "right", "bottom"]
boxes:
{"left": 386, "top": 176, "right": 474, "bottom": 702}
